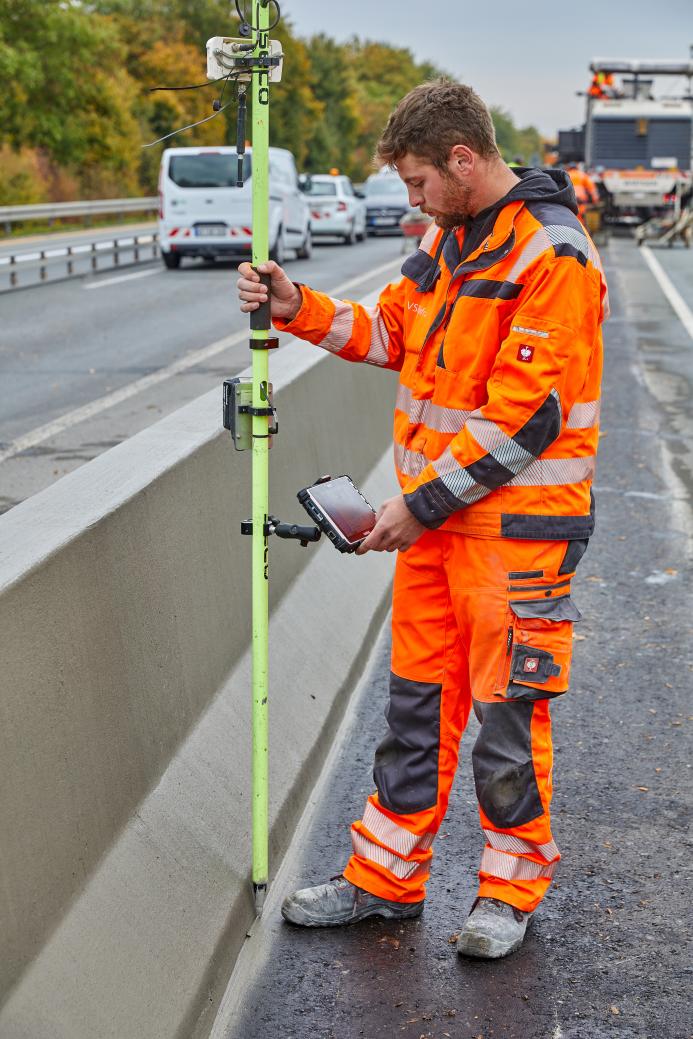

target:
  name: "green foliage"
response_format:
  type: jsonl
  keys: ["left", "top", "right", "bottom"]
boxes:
{"left": 491, "top": 106, "right": 543, "bottom": 165}
{"left": 0, "top": 3, "right": 543, "bottom": 202}
{"left": 345, "top": 39, "right": 447, "bottom": 178}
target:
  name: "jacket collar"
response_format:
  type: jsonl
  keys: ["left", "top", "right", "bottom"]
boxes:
{"left": 453, "top": 199, "right": 525, "bottom": 273}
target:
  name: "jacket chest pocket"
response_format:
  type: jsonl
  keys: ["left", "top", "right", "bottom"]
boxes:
{"left": 437, "top": 289, "right": 518, "bottom": 375}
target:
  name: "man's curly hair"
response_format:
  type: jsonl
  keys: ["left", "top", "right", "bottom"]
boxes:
{"left": 376, "top": 79, "right": 499, "bottom": 170}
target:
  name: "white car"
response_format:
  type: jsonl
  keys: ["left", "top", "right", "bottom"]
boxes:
{"left": 158, "top": 145, "right": 312, "bottom": 268}
{"left": 303, "top": 174, "right": 367, "bottom": 244}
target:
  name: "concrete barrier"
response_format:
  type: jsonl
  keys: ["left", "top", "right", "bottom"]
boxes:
{"left": 0, "top": 312, "right": 399, "bottom": 1038}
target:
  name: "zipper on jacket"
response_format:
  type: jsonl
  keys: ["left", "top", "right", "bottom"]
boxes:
{"left": 506, "top": 625, "right": 514, "bottom": 654}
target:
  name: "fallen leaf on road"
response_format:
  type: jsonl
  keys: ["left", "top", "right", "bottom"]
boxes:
{"left": 664, "top": 568, "right": 678, "bottom": 575}
{"left": 379, "top": 936, "right": 400, "bottom": 949}
{"left": 637, "top": 786, "right": 649, "bottom": 792}
{"left": 611, "top": 1006, "right": 620, "bottom": 1015}
{"left": 448, "top": 932, "right": 460, "bottom": 943}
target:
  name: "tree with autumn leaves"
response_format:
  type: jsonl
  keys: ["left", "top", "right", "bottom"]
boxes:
{"left": 0, "top": 0, "right": 543, "bottom": 204}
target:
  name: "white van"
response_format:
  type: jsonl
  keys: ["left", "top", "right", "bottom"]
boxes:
{"left": 158, "top": 146, "right": 312, "bottom": 268}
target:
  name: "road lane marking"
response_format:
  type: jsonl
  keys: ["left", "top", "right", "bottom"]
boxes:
{"left": 0, "top": 255, "right": 402, "bottom": 464}
{"left": 84, "top": 268, "right": 161, "bottom": 289}
{"left": 641, "top": 246, "right": 693, "bottom": 342}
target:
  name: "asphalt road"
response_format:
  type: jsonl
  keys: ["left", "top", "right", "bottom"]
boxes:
{"left": 217, "top": 236, "right": 693, "bottom": 1039}
{"left": 0, "top": 233, "right": 405, "bottom": 512}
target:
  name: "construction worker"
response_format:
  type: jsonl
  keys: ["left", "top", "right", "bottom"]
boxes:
{"left": 566, "top": 162, "right": 600, "bottom": 220}
{"left": 237, "top": 80, "right": 607, "bottom": 960}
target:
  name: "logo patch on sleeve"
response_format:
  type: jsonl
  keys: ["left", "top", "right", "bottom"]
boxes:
{"left": 517, "top": 343, "right": 534, "bottom": 363}
{"left": 523, "top": 657, "right": 540, "bottom": 673}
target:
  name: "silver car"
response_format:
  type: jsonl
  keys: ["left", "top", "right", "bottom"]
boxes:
{"left": 303, "top": 174, "right": 367, "bottom": 245}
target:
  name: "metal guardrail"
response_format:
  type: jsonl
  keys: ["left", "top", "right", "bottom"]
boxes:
{"left": 0, "top": 233, "right": 160, "bottom": 292}
{"left": 0, "top": 197, "right": 158, "bottom": 232}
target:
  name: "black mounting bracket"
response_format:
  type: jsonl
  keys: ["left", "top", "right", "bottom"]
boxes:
{"left": 241, "top": 515, "right": 321, "bottom": 548}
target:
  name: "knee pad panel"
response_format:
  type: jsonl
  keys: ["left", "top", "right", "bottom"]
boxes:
{"left": 472, "top": 699, "right": 543, "bottom": 827}
{"left": 373, "top": 672, "right": 441, "bottom": 814}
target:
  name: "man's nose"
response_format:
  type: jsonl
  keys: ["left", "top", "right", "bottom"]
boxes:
{"left": 408, "top": 187, "right": 422, "bottom": 207}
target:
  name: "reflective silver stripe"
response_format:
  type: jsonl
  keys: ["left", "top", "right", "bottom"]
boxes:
{"left": 395, "top": 383, "right": 412, "bottom": 412}
{"left": 428, "top": 403, "right": 472, "bottom": 433}
{"left": 511, "top": 324, "right": 549, "bottom": 339}
{"left": 508, "top": 455, "right": 596, "bottom": 487}
{"left": 319, "top": 298, "right": 354, "bottom": 354}
{"left": 395, "top": 385, "right": 471, "bottom": 434}
{"left": 351, "top": 829, "right": 428, "bottom": 881}
{"left": 362, "top": 802, "right": 434, "bottom": 857}
{"left": 361, "top": 303, "right": 390, "bottom": 366}
{"left": 466, "top": 410, "right": 535, "bottom": 476}
{"left": 566, "top": 400, "right": 600, "bottom": 429}
{"left": 484, "top": 829, "right": 559, "bottom": 862}
{"left": 506, "top": 223, "right": 589, "bottom": 282}
{"left": 394, "top": 441, "right": 428, "bottom": 479}
{"left": 480, "top": 847, "right": 557, "bottom": 882}
{"left": 432, "top": 450, "right": 491, "bottom": 505}
{"left": 506, "top": 227, "right": 551, "bottom": 281}
{"left": 544, "top": 223, "right": 589, "bottom": 258}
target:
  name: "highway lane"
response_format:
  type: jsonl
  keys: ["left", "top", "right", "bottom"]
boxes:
{"left": 0, "top": 235, "right": 406, "bottom": 512}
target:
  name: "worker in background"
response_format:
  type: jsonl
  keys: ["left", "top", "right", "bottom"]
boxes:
{"left": 237, "top": 79, "right": 607, "bottom": 961}
{"left": 566, "top": 162, "right": 600, "bottom": 220}
{"left": 508, "top": 155, "right": 524, "bottom": 168}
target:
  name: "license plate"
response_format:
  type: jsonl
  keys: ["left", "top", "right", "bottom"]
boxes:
{"left": 373, "top": 217, "right": 396, "bottom": 226}
{"left": 195, "top": 225, "right": 226, "bottom": 236}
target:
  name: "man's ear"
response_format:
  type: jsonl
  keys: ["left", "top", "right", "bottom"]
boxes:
{"left": 448, "top": 144, "right": 474, "bottom": 178}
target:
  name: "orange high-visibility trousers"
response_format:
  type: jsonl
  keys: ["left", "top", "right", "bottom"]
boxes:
{"left": 343, "top": 530, "right": 585, "bottom": 913}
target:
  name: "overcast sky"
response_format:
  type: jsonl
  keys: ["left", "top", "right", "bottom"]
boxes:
{"left": 280, "top": 0, "right": 693, "bottom": 135}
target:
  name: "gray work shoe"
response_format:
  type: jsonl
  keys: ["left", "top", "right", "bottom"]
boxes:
{"left": 456, "top": 897, "right": 532, "bottom": 959}
{"left": 281, "top": 875, "right": 424, "bottom": 928}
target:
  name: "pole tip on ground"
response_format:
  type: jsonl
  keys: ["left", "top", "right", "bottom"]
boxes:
{"left": 253, "top": 883, "right": 268, "bottom": 916}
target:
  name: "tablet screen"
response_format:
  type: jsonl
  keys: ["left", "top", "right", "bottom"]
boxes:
{"left": 308, "top": 477, "right": 376, "bottom": 543}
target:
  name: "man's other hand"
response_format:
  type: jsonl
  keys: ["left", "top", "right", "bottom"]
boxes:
{"left": 236, "top": 260, "right": 302, "bottom": 323}
{"left": 356, "top": 495, "right": 427, "bottom": 555}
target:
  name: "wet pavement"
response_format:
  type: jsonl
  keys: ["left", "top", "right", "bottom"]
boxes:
{"left": 221, "top": 237, "right": 692, "bottom": 1039}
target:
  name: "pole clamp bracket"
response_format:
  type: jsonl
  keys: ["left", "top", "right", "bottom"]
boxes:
{"left": 249, "top": 337, "right": 279, "bottom": 350}
{"left": 238, "top": 405, "right": 274, "bottom": 417}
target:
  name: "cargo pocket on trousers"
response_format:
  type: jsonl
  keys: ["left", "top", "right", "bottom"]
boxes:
{"left": 504, "top": 597, "right": 580, "bottom": 701}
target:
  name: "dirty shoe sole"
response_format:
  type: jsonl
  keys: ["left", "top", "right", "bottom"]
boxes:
{"left": 282, "top": 898, "right": 424, "bottom": 928}
{"left": 456, "top": 930, "right": 524, "bottom": 959}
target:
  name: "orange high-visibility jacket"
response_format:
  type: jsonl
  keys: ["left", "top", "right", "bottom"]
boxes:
{"left": 275, "top": 168, "right": 608, "bottom": 540}
{"left": 568, "top": 167, "right": 600, "bottom": 206}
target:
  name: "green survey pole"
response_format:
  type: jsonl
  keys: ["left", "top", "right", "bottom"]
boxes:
{"left": 216, "top": 0, "right": 296, "bottom": 916}
{"left": 249, "top": 0, "right": 272, "bottom": 914}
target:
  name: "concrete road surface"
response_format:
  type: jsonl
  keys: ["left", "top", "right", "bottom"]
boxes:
{"left": 213, "top": 236, "right": 693, "bottom": 1039}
